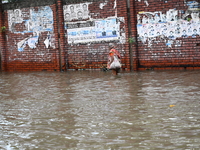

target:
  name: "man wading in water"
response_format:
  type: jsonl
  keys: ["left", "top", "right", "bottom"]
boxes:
{"left": 107, "top": 43, "right": 121, "bottom": 75}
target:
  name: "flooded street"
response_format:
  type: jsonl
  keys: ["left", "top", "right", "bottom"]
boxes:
{"left": 0, "top": 70, "right": 200, "bottom": 150}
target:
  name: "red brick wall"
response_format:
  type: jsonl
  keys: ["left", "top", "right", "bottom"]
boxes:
{"left": 2, "top": 0, "right": 199, "bottom": 72}
{"left": 2, "top": 4, "right": 61, "bottom": 72}
{"left": 64, "top": 0, "right": 130, "bottom": 70}
{"left": 1, "top": 0, "right": 130, "bottom": 72}
{"left": 0, "top": 5, "right": 7, "bottom": 71}
{"left": 129, "top": 0, "right": 200, "bottom": 70}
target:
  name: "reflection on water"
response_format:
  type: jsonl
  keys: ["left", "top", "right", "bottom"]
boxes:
{"left": 0, "top": 70, "right": 200, "bottom": 149}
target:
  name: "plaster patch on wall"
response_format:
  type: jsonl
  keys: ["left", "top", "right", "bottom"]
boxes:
{"left": 174, "top": 40, "right": 182, "bottom": 47}
{"left": 118, "top": 17, "right": 125, "bottom": 23}
{"left": 99, "top": 0, "right": 108, "bottom": 9}
{"left": 119, "top": 33, "right": 126, "bottom": 43}
{"left": 166, "top": 40, "right": 174, "bottom": 48}
{"left": 144, "top": 0, "right": 149, "bottom": 6}
{"left": 113, "top": 0, "right": 117, "bottom": 9}
{"left": 137, "top": 0, "right": 149, "bottom": 6}
{"left": 44, "top": 32, "right": 52, "bottom": 48}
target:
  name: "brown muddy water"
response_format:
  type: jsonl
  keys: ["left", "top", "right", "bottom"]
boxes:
{"left": 0, "top": 70, "right": 200, "bottom": 150}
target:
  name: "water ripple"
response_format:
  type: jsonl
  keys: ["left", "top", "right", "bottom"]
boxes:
{"left": 0, "top": 70, "right": 200, "bottom": 149}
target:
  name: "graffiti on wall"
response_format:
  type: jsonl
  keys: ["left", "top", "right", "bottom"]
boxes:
{"left": 8, "top": 6, "right": 54, "bottom": 51}
{"left": 137, "top": 1, "right": 200, "bottom": 47}
{"left": 63, "top": 2, "right": 125, "bottom": 44}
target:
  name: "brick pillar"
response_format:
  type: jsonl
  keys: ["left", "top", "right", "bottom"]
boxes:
{"left": 0, "top": 4, "right": 7, "bottom": 71}
{"left": 129, "top": 0, "right": 139, "bottom": 71}
{"left": 57, "top": 0, "right": 66, "bottom": 71}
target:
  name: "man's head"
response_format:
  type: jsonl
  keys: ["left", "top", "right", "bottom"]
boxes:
{"left": 109, "top": 43, "right": 115, "bottom": 49}
{"left": 83, "top": 4, "right": 87, "bottom": 10}
{"left": 65, "top": 13, "right": 70, "bottom": 21}
{"left": 70, "top": 6, "right": 74, "bottom": 12}
{"left": 15, "top": 9, "right": 20, "bottom": 17}
{"left": 77, "top": 11, "right": 83, "bottom": 19}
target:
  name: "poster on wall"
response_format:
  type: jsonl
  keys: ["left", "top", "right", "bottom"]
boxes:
{"left": 95, "top": 18, "right": 119, "bottom": 38}
{"left": 187, "top": 1, "right": 200, "bottom": 11}
{"left": 8, "top": 6, "right": 53, "bottom": 34}
{"left": 137, "top": 1, "right": 200, "bottom": 43}
{"left": 66, "top": 18, "right": 120, "bottom": 44}
{"left": 29, "top": 6, "right": 53, "bottom": 32}
{"left": 8, "top": 6, "right": 54, "bottom": 51}
{"left": 67, "top": 27, "right": 96, "bottom": 43}
{"left": 63, "top": 3, "right": 122, "bottom": 44}
{"left": 63, "top": 3, "right": 90, "bottom": 21}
